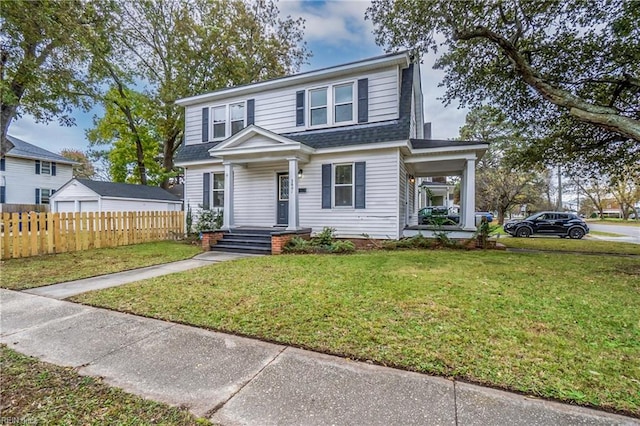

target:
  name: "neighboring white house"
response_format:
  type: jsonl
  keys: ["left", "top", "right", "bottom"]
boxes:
{"left": 175, "top": 51, "right": 487, "bottom": 241}
{"left": 50, "top": 179, "right": 183, "bottom": 213}
{"left": 0, "top": 135, "right": 75, "bottom": 209}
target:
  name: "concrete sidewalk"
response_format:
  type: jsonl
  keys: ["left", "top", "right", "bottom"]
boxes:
{"left": 23, "top": 251, "right": 257, "bottom": 299}
{"left": 1, "top": 289, "right": 636, "bottom": 425}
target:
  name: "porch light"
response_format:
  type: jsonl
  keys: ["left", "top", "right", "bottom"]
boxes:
{"left": 409, "top": 175, "right": 415, "bottom": 184}
{"left": 298, "top": 169, "right": 303, "bottom": 179}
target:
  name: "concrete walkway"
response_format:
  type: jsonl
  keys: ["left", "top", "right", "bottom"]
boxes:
{"left": 1, "top": 289, "right": 636, "bottom": 425}
{"left": 24, "top": 251, "right": 258, "bottom": 299}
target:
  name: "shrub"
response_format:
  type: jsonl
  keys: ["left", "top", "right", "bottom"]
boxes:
{"left": 383, "top": 234, "right": 433, "bottom": 250}
{"left": 284, "top": 227, "right": 355, "bottom": 254}
{"left": 195, "top": 207, "right": 223, "bottom": 232}
{"left": 329, "top": 240, "right": 356, "bottom": 253}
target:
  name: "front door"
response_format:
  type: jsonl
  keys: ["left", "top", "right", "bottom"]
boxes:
{"left": 277, "top": 173, "right": 289, "bottom": 225}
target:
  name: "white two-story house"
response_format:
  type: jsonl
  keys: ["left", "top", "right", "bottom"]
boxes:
{"left": 1, "top": 135, "right": 75, "bottom": 211}
{"left": 175, "top": 52, "right": 487, "bottom": 250}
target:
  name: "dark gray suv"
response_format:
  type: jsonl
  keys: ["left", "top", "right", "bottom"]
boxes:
{"left": 504, "top": 212, "right": 589, "bottom": 239}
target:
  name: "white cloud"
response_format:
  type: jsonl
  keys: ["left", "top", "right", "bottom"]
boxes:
{"left": 279, "top": 0, "right": 374, "bottom": 46}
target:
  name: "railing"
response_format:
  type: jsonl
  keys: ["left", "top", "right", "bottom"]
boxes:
{"left": 0, "top": 211, "right": 184, "bottom": 260}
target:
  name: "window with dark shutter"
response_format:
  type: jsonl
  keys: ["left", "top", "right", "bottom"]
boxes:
{"left": 0, "top": 157, "right": 5, "bottom": 171}
{"left": 357, "top": 78, "right": 368, "bottom": 123}
{"left": 0, "top": 186, "right": 5, "bottom": 204}
{"left": 51, "top": 162, "right": 57, "bottom": 176}
{"left": 35, "top": 188, "right": 41, "bottom": 204}
{"left": 35, "top": 160, "right": 41, "bottom": 175}
{"left": 202, "top": 173, "right": 210, "bottom": 210}
{"left": 247, "top": 99, "right": 255, "bottom": 126}
{"left": 202, "top": 107, "right": 209, "bottom": 142}
{"left": 355, "top": 161, "right": 366, "bottom": 209}
{"left": 321, "top": 164, "right": 331, "bottom": 209}
{"left": 296, "top": 90, "right": 305, "bottom": 126}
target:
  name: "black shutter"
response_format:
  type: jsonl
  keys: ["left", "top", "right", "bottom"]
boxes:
{"left": 357, "top": 78, "right": 369, "bottom": 123}
{"left": 35, "top": 188, "right": 41, "bottom": 204}
{"left": 321, "top": 164, "right": 331, "bottom": 209}
{"left": 202, "top": 173, "right": 210, "bottom": 210}
{"left": 51, "top": 162, "right": 57, "bottom": 176}
{"left": 355, "top": 162, "right": 366, "bottom": 209}
{"left": 247, "top": 99, "right": 255, "bottom": 126}
{"left": 0, "top": 157, "right": 5, "bottom": 171}
{"left": 0, "top": 186, "right": 5, "bottom": 203}
{"left": 35, "top": 160, "right": 41, "bottom": 174}
{"left": 202, "top": 107, "right": 209, "bottom": 142}
{"left": 296, "top": 90, "right": 305, "bottom": 126}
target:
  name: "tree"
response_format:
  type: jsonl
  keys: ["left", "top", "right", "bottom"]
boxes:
{"left": 88, "top": 0, "right": 309, "bottom": 187}
{"left": 609, "top": 165, "right": 640, "bottom": 220}
{"left": 459, "top": 106, "right": 544, "bottom": 224}
{"left": 367, "top": 0, "right": 640, "bottom": 170}
{"left": 59, "top": 149, "right": 95, "bottom": 179}
{"left": 0, "top": 0, "right": 113, "bottom": 154}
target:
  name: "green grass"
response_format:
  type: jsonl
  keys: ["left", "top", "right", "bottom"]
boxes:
{"left": 587, "top": 219, "right": 640, "bottom": 227}
{"left": 589, "top": 230, "right": 626, "bottom": 237}
{"left": 499, "top": 236, "right": 640, "bottom": 255}
{"left": 73, "top": 250, "right": 640, "bottom": 416}
{"left": 0, "top": 346, "right": 209, "bottom": 425}
{"left": 0, "top": 241, "right": 201, "bottom": 290}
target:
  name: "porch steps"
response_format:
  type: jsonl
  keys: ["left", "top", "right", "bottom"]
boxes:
{"left": 210, "top": 229, "right": 273, "bottom": 255}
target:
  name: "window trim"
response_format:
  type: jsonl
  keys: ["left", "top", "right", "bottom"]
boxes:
{"left": 309, "top": 86, "right": 328, "bottom": 127}
{"left": 209, "top": 101, "right": 247, "bottom": 141}
{"left": 40, "top": 188, "right": 55, "bottom": 205}
{"left": 211, "top": 172, "right": 225, "bottom": 208}
{"left": 333, "top": 163, "right": 354, "bottom": 208}
{"left": 307, "top": 80, "right": 356, "bottom": 129}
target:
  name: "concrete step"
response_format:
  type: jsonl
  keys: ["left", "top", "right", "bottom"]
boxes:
{"left": 210, "top": 245, "right": 271, "bottom": 255}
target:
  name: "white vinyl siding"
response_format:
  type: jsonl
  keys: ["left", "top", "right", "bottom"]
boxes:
{"left": 399, "top": 158, "right": 407, "bottom": 234}
{"left": 99, "top": 198, "right": 181, "bottom": 212}
{"left": 1, "top": 157, "right": 72, "bottom": 205}
{"left": 183, "top": 67, "right": 399, "bottom": 146}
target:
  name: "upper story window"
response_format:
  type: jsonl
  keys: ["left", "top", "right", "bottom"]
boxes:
{"left": 230, "top": 103, "right": 245, "bottom": 135}
{"left": 310, "top": 88, "right": 328, "bottom": 126}
{"left": 212, "top": 106, "right": 226, "bottom": 139}
{"left": 41, "top": 161, "right": 51, "bottom": 175}
{"left": 308, "top": 81, "right": 355, "bottom": 128}
{"left": 334, "top": 84, "right": 353, "bottom": 123}
{"left": 208, "top": 102, "right": 247, "bottom": 140}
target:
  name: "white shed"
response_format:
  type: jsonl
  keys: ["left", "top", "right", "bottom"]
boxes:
{"left": 50, "top": 179, "right": 183, "bottom": 213}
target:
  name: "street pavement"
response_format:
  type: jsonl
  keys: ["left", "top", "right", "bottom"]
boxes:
{"left": 587, "top": 222, "right": 640, "bottom": 244}
{"left": 2, "top": 288, "right": 637, "bottom": 425}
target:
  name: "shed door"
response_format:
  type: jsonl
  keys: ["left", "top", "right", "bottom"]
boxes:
{"left": 56, "top": 201, "right": 75, "bottom": 213}
{"left": 79, "top": 201, "right": 99, "bottom": 212}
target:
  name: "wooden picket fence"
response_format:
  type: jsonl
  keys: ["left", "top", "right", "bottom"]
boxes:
{"left": 0, "top": 211, "right": 184, "bottom": 260}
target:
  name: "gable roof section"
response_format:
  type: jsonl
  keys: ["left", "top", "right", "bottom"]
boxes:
{"left": 5, "top": 135, "right": 77, "bottom": 164}
{"left": 174, "top": 64, "right": 415, "bottom": 164}
{"left": 76, "top": 179, "right": 181, "bottom": 201}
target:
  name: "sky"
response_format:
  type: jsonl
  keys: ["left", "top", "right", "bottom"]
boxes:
{"left": 8, "top": 0, "right": 469, "bottom": 155}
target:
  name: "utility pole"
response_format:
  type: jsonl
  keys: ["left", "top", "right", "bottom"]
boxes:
{"left": 556, "top": 165, "right": 562, "bottom": 210}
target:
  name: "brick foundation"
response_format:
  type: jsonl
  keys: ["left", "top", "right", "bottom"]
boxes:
{"left": 200, "top": 230, "right": 224, "bottom": 251}
{"left": 271, "top": 232, "right": 310, "bottom": 255}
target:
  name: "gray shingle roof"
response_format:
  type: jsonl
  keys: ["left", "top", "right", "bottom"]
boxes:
{"left": 175, "top": 64, "right": 415, "bottom": 163}
{"left": 6, "top": 135, "right": 77, "bottom": 164}
{"left": 410, "top": 139, "right": 489, "bottom": 149}
{"left": 77, "top": 179, "right": 182, "bottom": 201}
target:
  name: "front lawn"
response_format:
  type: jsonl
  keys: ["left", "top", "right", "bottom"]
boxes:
{"left": 73, "top": 250, "right": 640, "bottom": 416}
{"left": 587, "top": 219, "right": 640, "bottom": 227}
{"left": 498, "top": 236, "right": 640, "bottom": 255}
{"left": 0, "top": 346, "right": 208, "bottom": 425}
{"left": 0, "top": 241, "right": 201, "bottom": 290}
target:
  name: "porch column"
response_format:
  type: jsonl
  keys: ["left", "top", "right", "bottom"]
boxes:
{"left": 461, "top": 158, "right": 476, "bottom": 230}
{"left": 222, "top": 161, "right": 235, "bottom": 230}
{"left": 287, "top": 157, "right": 300, "bottom": 230}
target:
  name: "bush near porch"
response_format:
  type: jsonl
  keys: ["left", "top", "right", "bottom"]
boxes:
{"left": 73, "top": 250, "right": 640, "bottom": 416}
